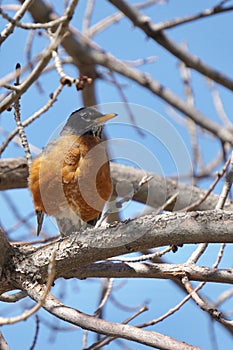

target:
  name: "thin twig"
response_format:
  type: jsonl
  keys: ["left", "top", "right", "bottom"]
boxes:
{"left": 186, "top": 243, "right": 209, "bottom": 265}
{"left": 154, "top": 192, "right": 179, "bottom": 214}
{"left": 0, "top": 7, "right": 69, "bottom": 30}
{"left": 0, "top": 0, "right": 34, "bottom": 45}
{"left": 216, "top": 151, "right": 233, "bottom": 209}
{"left": 0, "top": 83, "right": 64, "bottom": 155}
{"left": 137, "top": 283, "right": 204, "bottom": 329}
{"left": 87, "top": 306, "right": 148, "bottom": 350}
{"left": 82, "top": 0, "right": 96, "bottom": 34}
{"left": 13, "top": 63, "right": 32, "bottom": 168}
{"left": 0, "top": 291, "right": 27, "bottom": 303}
{"left": 147, "top": 3, "right": 233, "bottom": 32}
{"left": 0, "top": 0, "right": 80, "bottom": 113}
{"left": 52, "top": 48, "right": 75, "bottom": 84}
{"left": 183, "top": 155, "right": 231, "bottom": 212}
{"left": 185, "top": 155, "right": 232, "bottom": 265}
{"left": 51, "top": 46, "right": 92, "bottom": 89}
{"left": 207, "top": 80, "right": 232, "bottom": 127}
{"left": 214, "top": 288, "right": 233, "bottom": 308}
{"left": 213, "top": 243, "right": 226, "bottom": 269}
{"left": 181, "top": 276, "right": 224, "bottom": 322}
{"left": 94, "top": 278, "right": 114, "bottom": 316}
{"left": 179, "top": 55, "right": 203, "bottom": 181}
{"left": 87, "top": 0, "right": 158, "bottom": 37}
{"left": 109, "top": 71, "right": 144, "bottom": 137}
{"left": 29, "top": 315, "right": 40, "bottom": 350}
{"left": 25, "top": 30, "right": 44, "bottom": 94}
{"left": 107, "top": 246, "right": 173, "bottom": 262}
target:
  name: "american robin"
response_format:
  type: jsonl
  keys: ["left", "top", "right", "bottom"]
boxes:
{"left": 28, "top": 107, "right": 117, "bottom": 236}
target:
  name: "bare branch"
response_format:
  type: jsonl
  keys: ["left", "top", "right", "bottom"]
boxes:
{"left": 63, "top": 260, "right": 233, "bottom": 285}
{"left": 0, "top": 291, "right": 27, "bottom": 303}
{"left": 137, "top": 283, "right": 204, "bottom": 328}
{"left": 0, "top": 0, "right": 79, "bottom": 112}
{"left": 216, "top": 151, "right": 233, "bottom": 209}
{"left": 17, "top": 0, "right": 233, "bottom": 142}
{"left": 13, "top": 63, "right": 32, "bottom": 168}
{"left": 182, "top": 275, "right": 233, "bottom": 332}
{"left": 88, "top": 306, "right": 148, "bottom": 349}
{"left": 148, "top": 4, "right": 233, "bottom": 32}
{"left": 208, "top": 80, "right": 232, "bottom": 126}
{"left": 88, "top": 0, "right": 159, "bottom": 37}
{"left": 0, "top": 332, "right": 10, "bottom": 350}
{"left": 94, "top": 278, "right": 113, "bottom": 316}
{"left": 1, "top": 159, "right": 233, "bottom": 212}
{"left": 183, "top": 154, "right": 231, "bottom": 211}
{"left": 0, "top": 8, "right": 70, "bottom": 30}
{"left": 0, "top": 0, "right": 34, "bottom": 45}
{"left": 108, "top": 0, "right": 233, "bottom": 91}
{"left": 82, "top": 0, "right": 95, "bottom": 34}
{"left": 5, "top": 210, "right": 233, "bottom": 295}
{"left": 0, "top": 83, "right": 64, "bottom": 155}
{"left": 107, "top": 246, "right": 173, "bottom": 262}
{"left": 25, "top": 285, "right": 200, "bottom": 349}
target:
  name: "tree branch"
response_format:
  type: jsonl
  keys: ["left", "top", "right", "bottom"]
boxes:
{"left": 148, "top": 4, "right": 233, "bottom": 32}
{"left": 15, "top": 0, "right": 233, "bottom": 143}
{"left": 108, "top": 0, "right": 233, "bottom": 91}
{"left": 0, "top": 0, "right": 79, "bottom": 112}
{"left": 5, "top": 210, "right": 233, "bottom": 295}
{"left": 62, "top": 261, "right": 233, "bottom": 285}
{"left": 1, "top": 158, "right": 233, "bottom": 212}
{"left": 18, "top": 0, "right": 97, "bottom": 107}
{"left": 25, "top": 285, "right": 200, "bottom": 350}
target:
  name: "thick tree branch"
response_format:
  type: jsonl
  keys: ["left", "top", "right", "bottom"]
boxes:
{"left": 24, "top": 285, "right": 199, "bottom": 350}
{"left": 1, "top": 158, "right": 233, "bottom": 212}
{"left": 0, "top": 157, "right": 29, "bottom": 189}
{"left": 63, "top": 261, "right": 233, "bottom": 285}
{"left": 3, "top": 210, "right": 233, "bottom": 295}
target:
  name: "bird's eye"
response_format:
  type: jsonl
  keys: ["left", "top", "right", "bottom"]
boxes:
{"left": 80, "top": 115, "right": 91, "bottom": 122}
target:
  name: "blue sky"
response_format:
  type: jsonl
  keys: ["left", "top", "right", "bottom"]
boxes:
{"left": 1, "top": 1, "right": 233, "bottom": 349}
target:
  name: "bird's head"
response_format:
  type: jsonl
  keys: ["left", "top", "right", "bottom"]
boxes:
{"left": 60, "top": 107, "right": 117, "bottom": 138}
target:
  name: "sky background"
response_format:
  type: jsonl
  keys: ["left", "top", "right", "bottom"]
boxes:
{"left": 1, "top": 0, "right": 233, "bottom": 349}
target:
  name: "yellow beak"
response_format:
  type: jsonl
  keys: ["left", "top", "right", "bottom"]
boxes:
{"left": 96, "top": 113, "right": 117, "bottom": 124}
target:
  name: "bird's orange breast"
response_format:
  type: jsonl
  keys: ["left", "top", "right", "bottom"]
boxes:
{"left": 28, "top": 134, "right": 112, "bottom": 222}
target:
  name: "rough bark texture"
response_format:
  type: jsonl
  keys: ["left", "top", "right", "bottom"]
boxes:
{"left": 1, "top": 210, "right": 233, "bottom": 294}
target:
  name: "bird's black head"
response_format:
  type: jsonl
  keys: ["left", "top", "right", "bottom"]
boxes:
{"left": 60, "top": 107, "right": 117, "bottom": 138}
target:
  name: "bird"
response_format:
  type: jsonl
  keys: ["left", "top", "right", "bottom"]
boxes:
{"left": 28, "top": 107, "right": 117, "bottom": 236}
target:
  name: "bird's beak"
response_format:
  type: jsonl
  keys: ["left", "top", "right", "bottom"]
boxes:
{"left": 96, "top": 113, "right": 117, "bottom": 124}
